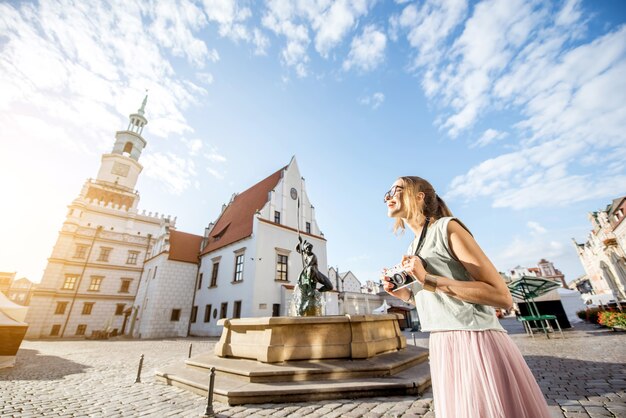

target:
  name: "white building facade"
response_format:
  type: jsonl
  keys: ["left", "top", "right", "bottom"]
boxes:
{"left": 131, "top": 228, "right": 202, "bottom": 339}
{"left": 25, "top": 98, "right": 169, "bottom": 339}
{"left": 573, "top": 197, "right": 626, "bottom": 303}
{"left": 190, "top": 158, "right": 331, "bottom": 337}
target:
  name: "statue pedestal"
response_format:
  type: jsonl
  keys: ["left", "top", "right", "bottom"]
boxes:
{"left": 156, "top": 314, "right": 430, "bottom": 405}
{"left": 215, "top": 314, "right": 406, "bottom": 363}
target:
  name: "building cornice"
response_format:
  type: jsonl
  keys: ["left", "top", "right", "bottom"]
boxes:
{"left": 32, "top": 289, "right": 136, "bottom": 301}
{"left": 58, "top": 229, "right": 150, "bottom": 248}
{"left": 47, "top": 258, "right": 144, "bottom": 273}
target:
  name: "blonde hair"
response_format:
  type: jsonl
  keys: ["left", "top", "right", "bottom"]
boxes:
{"left": 393, "top": 176, "right": 453, "bottom": 234}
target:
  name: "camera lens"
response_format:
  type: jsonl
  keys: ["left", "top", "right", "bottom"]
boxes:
{"left": 392, "top": 272, "right": 406, "bottom": 286}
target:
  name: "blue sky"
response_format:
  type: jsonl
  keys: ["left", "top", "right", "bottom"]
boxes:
{"left": 1, "top": 0, "right": 625, "bottom": 285}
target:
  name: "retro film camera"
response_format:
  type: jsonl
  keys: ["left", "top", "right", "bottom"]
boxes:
{"left": 383, "top": 256, "right": 427, "bottom": 291}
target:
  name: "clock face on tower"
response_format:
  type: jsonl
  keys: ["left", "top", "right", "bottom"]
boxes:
{"left": 290, "top": 188, "right": 298, "bottom": 200}
{"left": 112, "top": 162, "right": 130, "bottom": 177}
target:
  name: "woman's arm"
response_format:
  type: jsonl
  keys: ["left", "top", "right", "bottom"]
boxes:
{"left": 402, "top": 220, "right": 513, "bottom": 309}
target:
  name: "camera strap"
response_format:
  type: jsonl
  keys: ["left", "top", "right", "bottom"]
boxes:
{"left": 413, "top": 217, "right": 431, "bottom": 257}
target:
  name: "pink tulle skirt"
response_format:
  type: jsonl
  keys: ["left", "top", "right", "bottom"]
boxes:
{"left": 429, "top": 330, "right": 551, "bottom": 418}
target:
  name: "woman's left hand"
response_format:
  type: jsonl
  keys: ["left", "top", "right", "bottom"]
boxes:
{"left": 401, "top": 255, "right": 426, "bottom": 284}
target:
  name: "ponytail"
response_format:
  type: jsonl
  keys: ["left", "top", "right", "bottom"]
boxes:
{"left": 435, "top": 194, "right": 453, "bottom": 218}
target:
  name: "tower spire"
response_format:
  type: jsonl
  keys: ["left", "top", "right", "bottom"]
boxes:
{"left": 126, "top": 93, "right": 148, "bottom": 135}
{"left": 138, "top": 93, "right": 148, "bottom": 116}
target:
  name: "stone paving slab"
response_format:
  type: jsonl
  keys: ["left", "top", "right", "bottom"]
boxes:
{"left": 1, "top": 318, "right": 625, "bottom": 417}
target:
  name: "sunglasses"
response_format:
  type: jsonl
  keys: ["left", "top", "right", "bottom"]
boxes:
{"left": 383, "top": 186, "right": 403, "bottom": 202}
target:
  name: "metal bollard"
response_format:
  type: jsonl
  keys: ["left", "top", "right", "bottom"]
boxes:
{"left": 412, "top": 333, "right": 416, "bottom": 346}
{"left": 201, "top": 367, "right": 216, "bottom": 418}
{"left": 135, "top": 354, "right": 144, "bottom": 383}
{"left": 189, "top": 343, "right": 193, "bottom": 358}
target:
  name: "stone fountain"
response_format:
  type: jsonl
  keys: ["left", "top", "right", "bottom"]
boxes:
{"left": 156, "top": 238, "right": 430, "bottom": 405}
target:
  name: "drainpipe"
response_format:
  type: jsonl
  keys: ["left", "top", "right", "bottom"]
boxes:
{"left": 129, "top": 233, "right": 152, "bottom": 338}
{"left": 187, "top": 256, "right": 202, "bottom": 337}
{"left": 61, "top": 225, "right": 102, "bottom": 338}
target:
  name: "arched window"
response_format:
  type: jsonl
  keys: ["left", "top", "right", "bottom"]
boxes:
{"left": 123, "top": 142, "right": 133, "bottom": 156}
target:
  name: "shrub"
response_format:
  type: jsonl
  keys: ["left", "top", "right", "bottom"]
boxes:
{"left": 598, "top": 311, "right": 626, "bottom": 328}
{"left": 576, "top": 308, "right": 602, "bottom": 324}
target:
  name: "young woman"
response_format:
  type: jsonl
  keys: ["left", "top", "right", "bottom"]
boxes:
{"left": 382, "top": 176, "right": 551, "bottom": 418}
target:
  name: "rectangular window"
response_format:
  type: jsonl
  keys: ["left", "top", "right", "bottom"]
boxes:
{"left": 276, "top": 254, "right": 288, "bottom": 281}
{"left": 126, "top": 251, "right": 139, "bottom": 265}
{"left": 62, "top": 275, "right": 78, "bottom": 290}
{"left": 75, "top": 324, "right": 87, "bottom": 336}
{"left": 210, "top": 263, "right": 219, "bottom": 287}
{"left": 115, "top": 304, "right": 125, "bottom": 316}
{"left": 73, "top": 245, "right": 88, "bottom": 259}
{"left": 190, "top": 306, "right": 198, "bottom": 323}
{"left": 82, "top": 302, "right": 94, "bottom": 315}
{"left": 88, "top": 276, "right": 103, "bottom": 291}
{"left": 50, "top": 324, "right": 61, "bottom": 336}
{"left": 306, "top": 222, "right": 311, "bottom": 234}
{"left": 197, "top": 273, "right": 203, "bottom": 290}
{"left": 170, "top": 309, "right": 181, "bottom": 321}
{"left": 55, "top": 301, "right": 68, "bottom": 314}
{"left": 220, "top": 302, "right": 228, "bottom": 319}
{"left": 233, "top": 301, "right": 242, "bottom": 319}
{"left": 274, "top": 211, "right": 281, "bottom": 224}
{"left": 97, "top": 247, "right": 112, "bottom": 262}
{"left": 204, "top": 304, "right": 212, "bottom": 322}
{"left": 234, "top": 255, "right": 244, "bottom": 282}
{"left": 119, "top": 279, "right": 131, "bottom": 293}
{"left": 272, "top": 304, "right": 280, "bottom": 317}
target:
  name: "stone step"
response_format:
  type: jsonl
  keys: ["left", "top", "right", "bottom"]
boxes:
{"left": 185, "top": 345, "right": 429, "bottom": 383}
{"left": 156, "top": 360, "right": 431, "bottom": 405}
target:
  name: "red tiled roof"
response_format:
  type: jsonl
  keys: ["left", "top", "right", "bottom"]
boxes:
{"left": 201, "top": 167, "right": 284, "bottom": 255}
{"left": 168, "top": 230, "right": 203, "bottom": 263}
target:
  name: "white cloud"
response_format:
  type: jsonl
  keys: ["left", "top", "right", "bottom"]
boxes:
{"left": 0, "top": 1, "right": 215, "bottom": 141}
{"left": 494, "top": 236, "right": 567, "bottom": 272}
{"left": 343, "top": 25, "right": 387, "bottom": 72}
{"left": 359, "top": 92, "right": 385, "bottom": 109}
{"left": 391, "top": 0, "right": 626, "bottom": 209}
{"left": 196, "top": 72, "right": 215, "bottom": 85}
{"left": 202, "top": 0, "right": 253, "bottom": 41}
{"left": 392, "top": 0, "right": 468, "bottom": 69}
{"left": 182, "top": 138, "right": 203, "bottom": 156}
{"left": 207, "top": 167, "right": 225, "bottom": 180}
{"left": 527, "top": 221, "right": 546, "bottom": 235}
{"left": 470, "top": 128, "right": 507, "bottom": 148}
{"left": 204, "top": 148, "right": 227, "bottom": 163}
{"left": 262, "top": 0, "right": 375, "bottom": 76}
{"left": 313, "top": 0, "right": 370, "bottom": 58}
{"left": 141, "top": 152, "right": 197, "bottom": 195}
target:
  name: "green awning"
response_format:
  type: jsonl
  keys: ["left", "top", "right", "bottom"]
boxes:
{"left": 507, "top": 276, "right": 561, "bottom": 301}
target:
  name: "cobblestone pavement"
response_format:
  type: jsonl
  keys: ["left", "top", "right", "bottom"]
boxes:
{"left": 1, "top": 318, "right": 624, "bottom": 417}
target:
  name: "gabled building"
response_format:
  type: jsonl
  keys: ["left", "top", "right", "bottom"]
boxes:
{"left": 328, "top": 268, "right": 362, "bottom": 293}
{"left": 24, "top": 97, "right": 170, "bottom": 339}
{"left": 131, "top": 228, "right": 203, "bottom": 339}
{"left": 190, "top": 157, "right": 330, "bottom": 337}
{"left": 573, "top": 196, "right": 626, "bottom": 303}
{"left": 7, "top": 278, "right": 37, "bottom": 306}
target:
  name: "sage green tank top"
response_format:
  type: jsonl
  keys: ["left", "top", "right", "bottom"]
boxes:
{"left": 407, "top": 217, "right": 505, "bottom": 333}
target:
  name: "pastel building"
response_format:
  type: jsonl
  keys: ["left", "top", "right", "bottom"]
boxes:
{"left": 24, "top": 98, "right": 170, "bottom": 339}
{"left": 573, "top": 196, "right": 626, "bottom": 303}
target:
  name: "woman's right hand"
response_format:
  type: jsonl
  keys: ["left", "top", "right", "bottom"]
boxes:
{"left": 381, "top": 275, "right": 412, "bottom": 302}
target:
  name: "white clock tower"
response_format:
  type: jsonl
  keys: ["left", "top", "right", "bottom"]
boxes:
{"left": 25, "top": 97, "right": 174, "bottom": 339}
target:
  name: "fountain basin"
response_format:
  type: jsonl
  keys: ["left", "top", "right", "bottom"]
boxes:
{"left": 215, "top": 313, "right": 406, "bottom": 363}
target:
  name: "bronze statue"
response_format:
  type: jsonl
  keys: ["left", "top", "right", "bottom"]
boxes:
{"left": 294, "top": 237, "right": 333, "bottom": 316}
